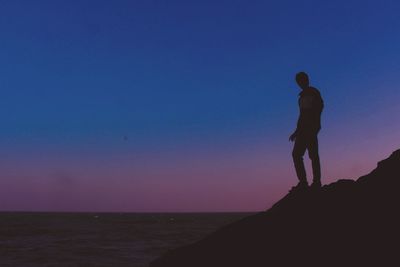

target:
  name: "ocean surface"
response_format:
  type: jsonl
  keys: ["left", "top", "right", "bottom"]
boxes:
{"left": 0, "top": 212, "right": 253, "bottom": 267}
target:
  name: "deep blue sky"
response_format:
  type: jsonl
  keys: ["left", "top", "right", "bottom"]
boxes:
{"left": 1, "top": 0, "right": 400, "bottom": 211}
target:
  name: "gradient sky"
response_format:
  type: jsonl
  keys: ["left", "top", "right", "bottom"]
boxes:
{"left": 1, "top": 0, "right": 400, "bottom": 212}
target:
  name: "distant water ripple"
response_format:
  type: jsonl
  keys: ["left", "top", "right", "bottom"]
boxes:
{"left": 0, "top": 212, "right": 251, "bottom": 267}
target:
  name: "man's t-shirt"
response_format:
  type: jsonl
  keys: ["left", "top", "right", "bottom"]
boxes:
{"left": 296, "top": 86, "right": 324, "bottom": 135}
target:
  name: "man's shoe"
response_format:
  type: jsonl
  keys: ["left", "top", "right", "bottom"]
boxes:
{"left": 290, "top": 180, "right": 309, "bottom": 192}
{"left": 310, "top": 180, "right": 322, "bottom": 190}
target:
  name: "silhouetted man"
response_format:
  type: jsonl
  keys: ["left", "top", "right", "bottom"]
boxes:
{"left": 289, "top": 72, "right": 324, "bottom": 190}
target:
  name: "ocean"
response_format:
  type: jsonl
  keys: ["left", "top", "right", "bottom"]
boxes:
{"left": 0, "top": 212, "right": 252, "bottom": 267}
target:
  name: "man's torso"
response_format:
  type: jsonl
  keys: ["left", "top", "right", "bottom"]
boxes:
{"left": 297, "top": 87, "right": 324, "bottom": 135}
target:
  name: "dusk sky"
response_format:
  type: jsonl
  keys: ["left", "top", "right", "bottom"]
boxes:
{"left": 1, "top": 0, "right": 400, "bottom": 212}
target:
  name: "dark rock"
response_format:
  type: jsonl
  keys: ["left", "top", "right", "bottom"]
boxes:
{"left": 150, "top": 150, "right": 400, "bottom": 267}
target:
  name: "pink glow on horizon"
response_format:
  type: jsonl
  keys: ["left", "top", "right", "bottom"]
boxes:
{"left": 1, "top": 97, "right": 400, "bottom": 212}
{"left": 0, "top": 125, "right": 399, "bottom": 212}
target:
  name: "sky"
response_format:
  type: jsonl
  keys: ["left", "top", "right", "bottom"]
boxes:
{"left": 0, "top": 0, "right": 400, "bottom": 212}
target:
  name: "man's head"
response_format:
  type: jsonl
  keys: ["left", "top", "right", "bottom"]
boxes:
{"left": 295, "top": 72, "right": 309, "bottom": 89}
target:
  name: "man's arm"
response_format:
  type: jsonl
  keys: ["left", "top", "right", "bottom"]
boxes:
{"left": 289, "top": 115, "right": 301, "bottom": 142}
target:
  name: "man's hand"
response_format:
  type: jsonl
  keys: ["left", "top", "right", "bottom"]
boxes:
{"left": 289, "top": 132, "right": 297, "bottom": 142}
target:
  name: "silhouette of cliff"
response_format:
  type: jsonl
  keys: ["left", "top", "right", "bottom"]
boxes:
{"left": 150, "top": 149, "right": 400, "bottom": 267}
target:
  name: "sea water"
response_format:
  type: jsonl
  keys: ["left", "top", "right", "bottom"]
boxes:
{"left": 0, "top": 212, "right": 252, "bottom": 267}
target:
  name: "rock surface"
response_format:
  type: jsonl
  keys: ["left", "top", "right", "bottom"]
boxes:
{"left": 150, "top": 150, "right": 400, "bottom": 267}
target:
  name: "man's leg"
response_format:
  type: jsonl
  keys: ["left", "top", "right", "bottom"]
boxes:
{"left": 308, "top": 135, "right": 321, "bottom": 185}
{"left": 292, "top": 136, "right": 308, "bottom": 184}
